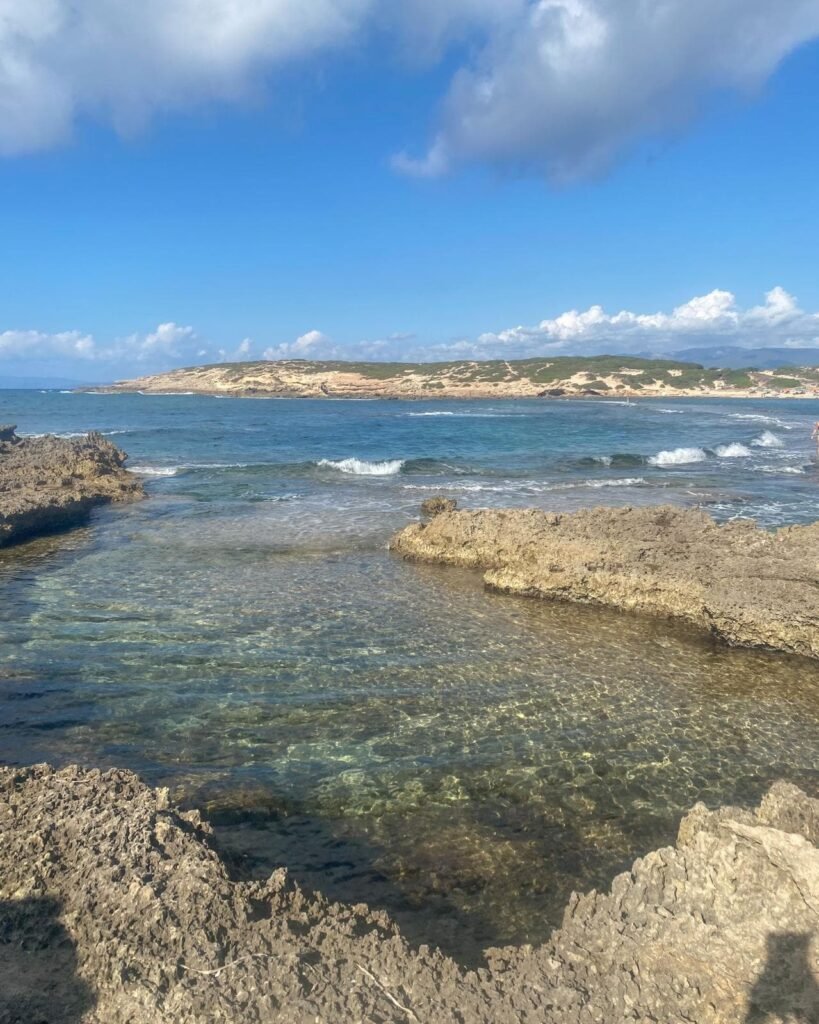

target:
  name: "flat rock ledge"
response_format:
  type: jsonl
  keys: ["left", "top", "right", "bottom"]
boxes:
{"left": 0, "top": 426, "right": 143, "bottom": 547}
{"left": 1, "top": 765, "right": 817, "bottom": 1023}
{"left": 390, "top": 503, "right": 819, "bottom": 659}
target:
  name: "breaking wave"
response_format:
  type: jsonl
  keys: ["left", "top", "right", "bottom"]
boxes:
{"left": 577, "top": 453, "right": 645, "bottom": 469}
{"left": 648, "top": 447, "right": 708, "bottom": 467}
{"left": 714, "top": 443, "right": 752, "bottom": 458}
{"left": 751, "top": 431, "right": 784, "bottom": 448}
{"left": 317, "top": 458, "right": 405, "bottom": 476}
{"left": 129, "top": 465, "right": 179, "bottom": 477}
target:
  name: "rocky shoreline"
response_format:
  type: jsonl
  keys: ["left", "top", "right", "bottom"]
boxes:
{"left": 391, "top": 502, "right": 819, "bottom": 660}
{"left": 0, "top": 764, "right": 816, "bottom": 1023}
{"left": 0, "top": 426, "right": 143, "bottom": 548}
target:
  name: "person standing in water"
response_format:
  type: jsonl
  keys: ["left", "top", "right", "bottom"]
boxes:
{"left": 813, "top": 421, "right": 819, "bottom": 454}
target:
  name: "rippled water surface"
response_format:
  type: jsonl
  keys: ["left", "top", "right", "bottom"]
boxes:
{"left": 1, "top": 391, "right": 818, "bottom": 960}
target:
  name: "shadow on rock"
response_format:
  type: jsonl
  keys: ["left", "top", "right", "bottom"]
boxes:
{"left": 209, "top": 806, "right": 504, "bottom": 968}
{"left": 745, "top": 932, "right": 819, "bottom": 1023}
{"left": 0, "top": 897, "right": 96, "bottom": 1024}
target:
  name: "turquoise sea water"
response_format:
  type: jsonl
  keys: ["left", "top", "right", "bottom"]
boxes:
{"left": 2, "top": 391, "right": 819, "bottom": 960}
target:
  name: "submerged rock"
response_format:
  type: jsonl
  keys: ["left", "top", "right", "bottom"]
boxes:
{"left": 0, "top": 764, "right": 817, "bottom": 1023}
{"left": 391, "top": 504, "right": 819, "bottom": 659}
{"left": 420, "top": 495, "right": 458, "bottom": 517}
{"left": 0, "top": 426, "right": 143, "bottom": 547}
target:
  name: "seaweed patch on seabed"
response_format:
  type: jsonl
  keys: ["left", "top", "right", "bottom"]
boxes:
{"left": 1, "top": 764, "right": 817, "bottom": 1024}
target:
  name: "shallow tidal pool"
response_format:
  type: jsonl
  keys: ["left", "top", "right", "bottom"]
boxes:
{"left": 2, "top": 519, "right": 818, "bottom": 963}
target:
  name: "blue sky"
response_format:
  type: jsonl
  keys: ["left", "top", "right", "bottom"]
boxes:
{"left": 2, "top": 1, "right": 819, "bottom": 380}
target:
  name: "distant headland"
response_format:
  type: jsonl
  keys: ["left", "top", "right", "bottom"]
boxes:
{"left": 85, "top": 355, "right": 819, "bottom": 399}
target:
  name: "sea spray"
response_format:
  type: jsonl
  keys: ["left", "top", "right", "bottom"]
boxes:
{"left": 648, "top": 447, "right": 707, "bottom": 467}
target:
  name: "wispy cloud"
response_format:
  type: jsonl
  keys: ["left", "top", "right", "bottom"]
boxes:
{"left": 1, "top": 2, "right": 818, "bottom": 180}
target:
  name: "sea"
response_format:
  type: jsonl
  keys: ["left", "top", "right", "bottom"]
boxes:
{"left": 2, "top": 390, "right": 818, "bottom": 962}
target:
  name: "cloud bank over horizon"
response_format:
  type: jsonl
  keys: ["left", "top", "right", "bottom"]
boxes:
{"left": 464, "top": 286, "right": 819, "bottom": 360}
{"left": 2, "top": 1, "right": 819, "bottom": 180}
{"left": 4, "top": 287, "right": 819, "bottom": 377}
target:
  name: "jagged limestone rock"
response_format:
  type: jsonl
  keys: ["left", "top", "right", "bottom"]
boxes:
{"left": 391, "top": 504, "right": 819, "bottom": 659}
{"left": 0, "top": 427, "right": 143, "bottom": 547}
{"left": 1, "top": 766, "right": 816, "bottom": 1023}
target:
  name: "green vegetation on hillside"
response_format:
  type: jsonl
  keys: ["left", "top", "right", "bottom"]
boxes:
{"left": 138, "top": 354, "right": 819, "bottom": 396}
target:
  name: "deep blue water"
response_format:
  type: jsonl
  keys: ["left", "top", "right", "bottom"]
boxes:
{"left": 4, "top": 390, "right": 819, "bottom": 534}
{"left": 1, "top": 391, "right": 818, "bottom": 960}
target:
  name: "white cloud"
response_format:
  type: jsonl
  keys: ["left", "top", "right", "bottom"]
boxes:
{"left": 263, "top": 329, "right": 335, "bottom": 360}
{"left": 0, "top": 320, "right": 203, "bottom": 370}
{"left": 4, "top": 288, "right": 819, "bottom": 376}
{"left": 465, "top": 287, "right": 819, "bottom": 359}
{"left": 1, "top": 2, "right": 818, "bottom": 180}
{"left": 0, "top": 328, "right": 97, "bottom": 359}
{"left": 137, "top": 321, "right": 196, "bottom": 354}
{"left": 0, "top": 0, "right": 372, "bottom": 155}
{"left": 394, "top": 0, "right": 819, "bottom": 181}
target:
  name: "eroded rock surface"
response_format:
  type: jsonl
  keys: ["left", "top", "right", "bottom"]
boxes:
{"left": 391, "top": 504, "right": 819, "bottom": 659}
{"left": 1, "top": 765, "right": 817, "bottom": 1023}
{"left": 0, "top": 426, "right": 143, "bottom": 547}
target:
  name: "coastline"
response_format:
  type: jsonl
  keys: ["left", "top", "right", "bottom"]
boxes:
{"left": 82, "top": 388, "right": 819, "bottom": 400}
{"left": 80, "top": 355, "right": 819, "bottom": 401}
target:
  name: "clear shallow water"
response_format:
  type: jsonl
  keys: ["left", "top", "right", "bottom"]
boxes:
{"left": 1, "top": 391, "right": 819, "bottom": 961}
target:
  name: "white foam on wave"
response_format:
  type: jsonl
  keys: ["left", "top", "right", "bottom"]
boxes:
{"left": 405, "top": 411, "right": 513, "bottom": 419}
{"left": 574, "top": 477, "right": 647, "bottom": 490}
{"left": 655, "top": 408, "right": 685, "bottom": 415}
{"left": 715, "top": 443, "right": 752, "bottom": 458}
{"left": 759, "top": 465, "right": 805, "bottom": 475}
{"left": 648, "top": 447, "right": 707, "bottom": 467}
{"left": 751, "top": 430, "right": 784, "bottom": 448}
{"left": 404, "top": 477, "right": 647, "bottom": 494}
{"left": 317, "top": 457, "right": 405, "bottom": 476}
{"left": 728, "top": 413, "right": 791, "bottom": 428}
{"left": 129, "top": 465, "right": 179, "bottom": 477}
{"left": 20, "top": 430, "right": 88, "bottom": 439}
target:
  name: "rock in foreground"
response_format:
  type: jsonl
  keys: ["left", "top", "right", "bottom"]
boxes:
{"left": 391, "top": 504, "right": 819, "bottom": 659}
{"left": 1, "top": 765, "right": 817, "bottom": 1023}
{"left": 0, "top": 426, "right": 143, "bottom": 547}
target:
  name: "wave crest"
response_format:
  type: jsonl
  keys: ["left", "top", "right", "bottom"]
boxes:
{"left": 129, "top": 465, "right": 178, "bottom": 477}
{"left": 714, "top": 443, "right": 752, "bottom": 458}
{"left": 751, "top": 430, "right": 784, "bottom": 448}
{"left": 648, "top": 447, "right": 707, "bottom": 467}
{"left": 317, "top": 458, "right": 405, "bottom": 476}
